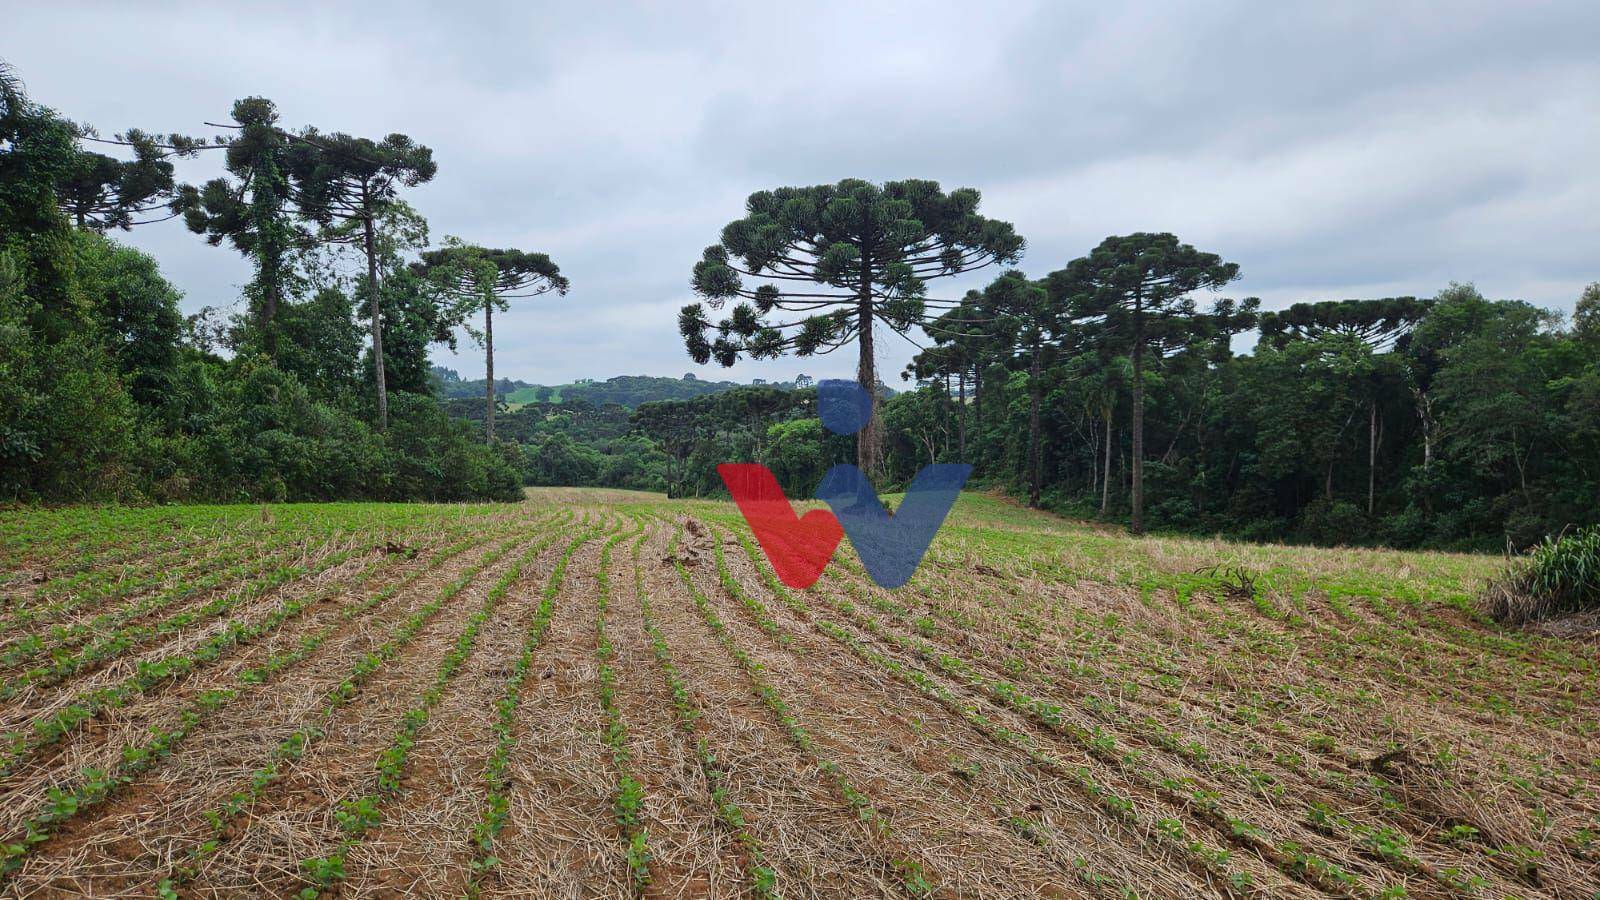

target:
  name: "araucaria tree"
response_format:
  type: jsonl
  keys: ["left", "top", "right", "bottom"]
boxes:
{"left": 287, "top": 130, "right": 436, "bottom": 430}
{"left": 416, "top": 241, "right": 568, "bottom": 440}
{"left": 679, "top": 179, "right": 1023, "bottom": 474}
{"left": 174, "top": 97, "right": 301, "bottom": 358}
{"left": 55, "top": 129, "right": 196, "bottom": 231}
{"left": 1057, "top": 233, "right": 1241, "bottom": 534}
{"left": 975, "top": 270, "right": 1070, "bottom": 508}
{"left": 1259, "top": 297, "right": 1432, "bottom": 513}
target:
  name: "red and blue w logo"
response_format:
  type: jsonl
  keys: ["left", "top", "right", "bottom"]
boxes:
{"left": 721, "top": 380, "right": 971, "bottom": 589}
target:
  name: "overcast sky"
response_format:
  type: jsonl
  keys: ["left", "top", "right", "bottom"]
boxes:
{"left": 9, "top": 1, "right": 1598, "bottom": 385}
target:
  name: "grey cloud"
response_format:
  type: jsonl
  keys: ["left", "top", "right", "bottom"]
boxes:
{"left": 8, "top": 0, "right": 1596, "bottom": 387}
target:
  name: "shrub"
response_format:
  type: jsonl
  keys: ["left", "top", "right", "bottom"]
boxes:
{"left": 1296, "top": 500, "right": 1370, "bottom": 546}
{"left": 385, "top": 393, "right": 523, "bottom": 502}
{"left": 1482, "top": 525, "right": 1600, "bottom": 624}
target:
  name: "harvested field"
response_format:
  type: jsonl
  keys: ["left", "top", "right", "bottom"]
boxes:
{"left": 1, "top": 489, "right": 1596, "bottom": 898}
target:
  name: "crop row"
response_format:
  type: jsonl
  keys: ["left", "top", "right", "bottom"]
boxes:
{"left": 593, "top": 523, "right": 652, "bottom": 892}
{"left": 0, "top": 527, "right": 313, "bottom": 653}
{"left": 0, "top": 526, "right": 488, "bottom": 778}
{"left": 998, "top": 550, "right": 1579, "bottom": 889}
{"left": 295, "top": 522, "right": 590, "bottom": 898}
{"left": 156, "top": 523, "right": 558, "bottom": 896}
{"left": 465, "top": 522, "right": 605, "bottom": 896}
{"left": 702, "top": 523, "right": 1170, "bottom": 898}
{"left": 0, "top": 523, "right": 527, "bottom": 886}
{"left": 825, "top": 542, "right": 1532, "bottom": 894}
{"left": 693, "top": 519, "right": 1306, "bottom": 899}
{"left": 631, "top": 524, "right": 776, "bottom": 898}
{"left": 0, "top": 533, "right": 371, "bottom": 702}
{"left": 0, "top": 529, "right": 240, "bottom": 633}
{"left": 669, "top": 523, "right": 937, "bottom": 897}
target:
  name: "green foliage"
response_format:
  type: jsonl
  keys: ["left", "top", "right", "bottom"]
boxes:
{"left": 641, "top": 271, "right": 1600, "bottom": 554}
{"left": 72, "top": 233, "right": 184, "bottom": 404}
{"left": 683, "top": 178, "right": 1022, "bottom": 471}
{"left": 473, "top": 373, "right": 784, "bottom": 407}
{"left": 0, "top": 62, "right": 81, "bottom": 339}
{"left": 275, "top": 286, "right": 365, "bottom": 402}
{"left": 522, "top": 430, "right": 603, "bottom": 486}
{"left": 1258, "top": 297, "right": 1431, "bottom": 351}
{"left": 632, "top": 386, "right": 833, "bottom": 497}
{"left": 684, "top": 178, "right": 1022, "bottom": 365}
{"left": 414, "top": 239, "right": 568, "bottom": 439}
{"left": 174, "top": 96, "right": 301, "bottom": 358}
{"left": 765, "top": 417, "right": 829, "bottom": 492}
{"left": 0, "top": 62, "right": 520, "bottom": 504}
{"left": 54, "top": 128, "right": 186, "bottom": 232}
{"left": 870, "top": 277, "right": 1598, "bottom": 553}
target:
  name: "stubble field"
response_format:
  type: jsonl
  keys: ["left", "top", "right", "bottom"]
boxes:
{"left": 0, "top": 488, "right": 1595, "bottom": 898}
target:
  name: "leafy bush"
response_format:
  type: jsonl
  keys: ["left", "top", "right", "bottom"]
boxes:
{"left": 384, "top": 393, "right": 523, "bottom": 502}
{"left": 1379, "top": 506, "right": 1430, "bottom": 549}
{"left": 523, "top": 432, "right": 603, "bottom": 487}
{"left": 1483, "top": 525, "right": 1600, "bottom": 624}
{"left": 1296, "top": 500, "right": 1370, "bottom": 546}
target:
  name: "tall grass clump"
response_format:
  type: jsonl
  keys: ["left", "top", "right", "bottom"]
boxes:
{"left": 1483, "top": 526, "right": 1600, "bottom": 624}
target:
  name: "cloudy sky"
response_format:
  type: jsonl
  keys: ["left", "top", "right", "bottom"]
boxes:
{"left": 10, "top": 1, "right": 1598, "bottom": 385}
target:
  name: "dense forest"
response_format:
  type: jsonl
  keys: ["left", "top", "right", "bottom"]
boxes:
{"left": 1, "top": 62, "right": 531, "bottom": 502}
{"left": 5, "top": 57, "right": 1596, "bottom": 551}
{"left": 889, "top": 277, "right": 1598, "bottom": 550}
{"left": 626, "top": 271, "right": 1600, "bottom": 550}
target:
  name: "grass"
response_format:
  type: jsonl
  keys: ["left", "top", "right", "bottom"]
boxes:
{"left": 1484, "top": 524, "right": 1600, "bottom": 623}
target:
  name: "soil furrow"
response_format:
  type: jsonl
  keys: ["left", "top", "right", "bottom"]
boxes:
{"left": 475, "top": 527, "right": 634, "bottom": 898}
{"left": 0, "top": 526, "right": 499, "bottom": 838}
{"left": 633, "top": 518, "right": 900, "bottom": 899}
{"left": 171, "top": 529, "right": 559, "bottom": 898}
{"left": 822, "top": 558, "right": 1546, "bottom": 896}
{"left": 337, "top": 520, "right": 609, "bottom": 897}
{"left": 610, "top": 523, "right": 747, "bottom": 899}
{"left": 691, "top": 524, "right": 1111, "bottom": 899}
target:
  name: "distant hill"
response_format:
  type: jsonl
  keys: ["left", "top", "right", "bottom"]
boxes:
{"left": 430, "top": 367, "right": 812, "bottom": 409}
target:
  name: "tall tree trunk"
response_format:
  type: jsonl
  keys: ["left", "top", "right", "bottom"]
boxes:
{"left": 1412, "top": 388, "right": 1435, "bottom": 468}
{"left": 1411, "top": 386, "right": 1435, "bottom": 514}
{"left": 1367, "top": 400, "right": 1377, "bottom": 515}
{"left": 972, "top": 365, "right": 983, "bottom": 439}
{"left": 1100, "top": 406, "right": 1114, "bottom": 516}
{"left": 362, "top": 204, "right": 388, "bottom": 432}
{"left": 260, "top": 267, "right": 280, "bottom": 360}
{"left": 484, "top": 301, "right": 495, "bottom": 442}
{"left": 252, "top": 150, "right": 284, "bottom": 361}
{"left": 956, "top": 371, "right": 968, "bottom": 459}
{"left": 940, "top": 375, "right": 951, "bottom": 458}
{"left": 855, "top": 252, "right": 879, "bottom": 475}
{"left": 1130, "top": 290, "right": 1146, "bottom": 534}
{"left": 1027, "top": 342, "right": 1042, "bottom": 508}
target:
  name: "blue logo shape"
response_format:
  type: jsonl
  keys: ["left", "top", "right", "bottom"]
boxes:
{"left": 813, "top": 379, "right": 972, "bottom": 586}
{"left": 818, "top": 378, "right": 873, "bottom": 436}
{"left": 815, "top": 458, "right": 971, "bottom": 587}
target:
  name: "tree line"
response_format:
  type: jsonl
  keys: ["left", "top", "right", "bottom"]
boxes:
{"left": 1, "top": 59, "right": 565, "bottom": 502}
{"left": 666, "top": 180, "right": 1597, "bottom": 549}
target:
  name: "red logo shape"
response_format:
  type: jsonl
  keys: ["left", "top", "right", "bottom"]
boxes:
{"left": 717, "top": 463, "right": 843, "bottom": 588}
